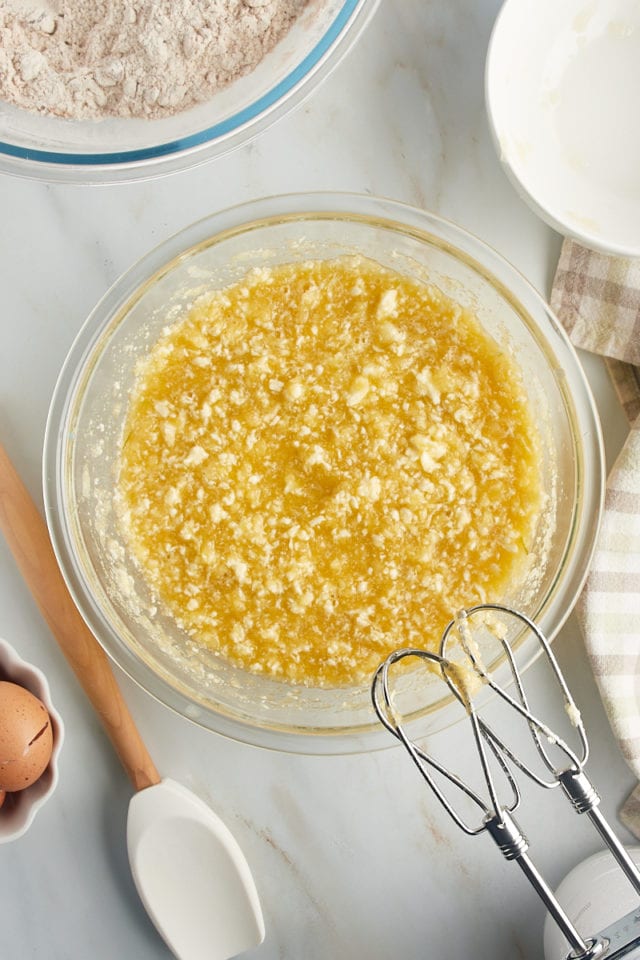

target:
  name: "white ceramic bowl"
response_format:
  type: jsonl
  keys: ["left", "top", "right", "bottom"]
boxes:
{"left": 486, "top": 0, "right": 640, "bottom": 257}
{"left": 0, "top": 0, "right": 378, "bottom": 183}
{"left": 0, "top": 638, "right": 64, "bottom": 843}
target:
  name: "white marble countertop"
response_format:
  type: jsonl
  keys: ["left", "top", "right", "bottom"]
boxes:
{"left": 0, "top": 1, "right": 634, "bottom": 958}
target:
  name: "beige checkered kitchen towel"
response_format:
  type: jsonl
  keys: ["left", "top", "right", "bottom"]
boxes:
{"left": 551, "top": 238, "right": 640, "bottom": 836}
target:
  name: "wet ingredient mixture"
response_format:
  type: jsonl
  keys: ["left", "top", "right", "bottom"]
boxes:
{"left": 117, "top": 257, "right": 543, "bottom": 687}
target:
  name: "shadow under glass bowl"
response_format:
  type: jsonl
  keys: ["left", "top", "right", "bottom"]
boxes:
{"left": 0, "top": 0, "right": 378, "bottom": 183}
{"left": 43, "top": 193, "right": 604, "bottom": 754}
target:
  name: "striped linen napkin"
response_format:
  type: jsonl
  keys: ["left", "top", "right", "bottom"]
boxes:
{"left": 550, "top": 238, "right": 640, "bottom": 835}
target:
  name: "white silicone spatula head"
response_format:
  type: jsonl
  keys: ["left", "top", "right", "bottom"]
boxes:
{"left": 128, "top": 779, "right": 264, "bottom": 960}
{"left": 0, "top": 442, "right": 265, "bottom": 960}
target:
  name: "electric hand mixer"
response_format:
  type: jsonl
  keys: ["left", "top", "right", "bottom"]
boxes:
{"left": 371, "top": 604, "right": 640, "bottom": 960}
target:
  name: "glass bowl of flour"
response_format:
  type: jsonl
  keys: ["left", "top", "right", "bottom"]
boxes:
{"left": 0, "top": 0, "right": 379, "bottom": 183}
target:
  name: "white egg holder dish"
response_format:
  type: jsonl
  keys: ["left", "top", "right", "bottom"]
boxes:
{"left": 0, "top": 637, "right": 64, "bottom": 843}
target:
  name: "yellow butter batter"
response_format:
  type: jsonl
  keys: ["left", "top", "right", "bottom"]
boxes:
{"left": 117, "top": 257, "right": 542, "bottom": 687}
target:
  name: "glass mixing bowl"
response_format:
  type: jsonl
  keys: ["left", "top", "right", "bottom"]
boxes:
{"left": 43, "top": 193, "right": 604, "bottom": 753}
{"left": 0, "top": 0, "right": 378, "bottom": 183}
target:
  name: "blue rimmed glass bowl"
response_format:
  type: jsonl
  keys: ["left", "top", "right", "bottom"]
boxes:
{"left": 0, "top": 0, "right": 378, "bottom": 184}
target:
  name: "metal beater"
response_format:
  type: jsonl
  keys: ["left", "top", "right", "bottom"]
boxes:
{"left": 371, "top": 604, "right": 640, "bottom": 960}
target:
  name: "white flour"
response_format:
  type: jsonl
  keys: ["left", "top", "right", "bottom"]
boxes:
{"left": 0, "top": 0, "right": 308, "bottom": 119}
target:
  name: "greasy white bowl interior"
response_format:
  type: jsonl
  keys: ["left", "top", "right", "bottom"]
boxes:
{"left": 44, "top": 193, "right": 604, "bottom": 753}
{"left": 486, "top": 0, "right": 640, "bottom": 257}
{"left": 0, "top": 0, "right": 378, "bottom": 183}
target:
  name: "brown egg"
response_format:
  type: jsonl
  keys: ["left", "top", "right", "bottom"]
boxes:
{"left": 0, "top": 681, "right": 53, "bottom": 792}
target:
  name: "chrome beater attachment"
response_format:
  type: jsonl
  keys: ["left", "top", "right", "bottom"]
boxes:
{"left": 371, "top": 604, "right": 640, "bottom": 960}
